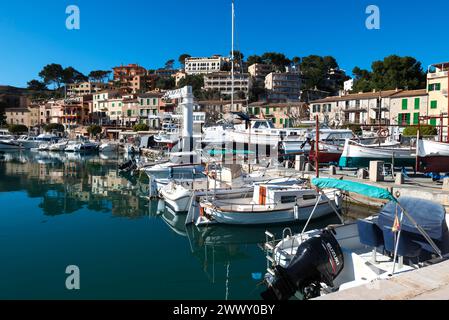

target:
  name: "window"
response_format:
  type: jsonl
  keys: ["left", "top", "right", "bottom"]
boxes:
{"left": 280, "top": 119, "right": 283, "bottom": 125}
{"left": 431, "top": 100, "right": 438, "bottom": 109}
{"left": 153, "top": 99, "right": 157, "bottom": 105}
{"left": 303, "top": 194, "right": 317, "bottom": 201}
{"left": 147, "top": 99, "right": 150, "bottom": 105}
{"left": 273, "top": 118, "right": 276, "bottom": 124}
{"left": 402, "top": 99, "right": 408, "bottom": 110}
{"left": 266, "top": 107, "right": 270, "bottom": 115}
{"left": 398, "top": 113, "right": 410, "bottom": 125}
{"left": 414, "top": 98, "right": 420, "bottom": 110}
{"left": 430, "top": 118, "right": 437, "bottom": 126}
{"left": 429, "top": 83, "right": 442, "bottom": 91}
{"left": 281, "top": 196, "right": 297, "bottom": 204}
{"left": 413, "top": 112, "right": 419, "bottom": 125}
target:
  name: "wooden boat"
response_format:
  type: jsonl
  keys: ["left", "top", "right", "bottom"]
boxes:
{"left": 418, "top": 139, "right": 449, "bottom": 173}
{"left": 339, "top": 139, "right": 416, "bottom": 168}
{"left": 196, "top": 184, "right": 340, "bottom": 226}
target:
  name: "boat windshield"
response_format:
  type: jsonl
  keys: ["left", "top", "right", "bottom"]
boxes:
{"left": 253, "top": 121, "right": 274, "bottom": 130}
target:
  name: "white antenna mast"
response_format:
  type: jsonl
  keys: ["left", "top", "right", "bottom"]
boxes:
{"left": 231, "top": 0, "right": 235, "bottom": 110}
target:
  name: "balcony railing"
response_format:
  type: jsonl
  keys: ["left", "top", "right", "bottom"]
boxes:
{"left": 428, "top": 71, "right": 448, "bottom": 79}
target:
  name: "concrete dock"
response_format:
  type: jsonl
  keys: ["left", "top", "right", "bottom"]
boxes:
{"left": 268, "top": 165, "right": 449, "bottom": 211}
{"left": 316, "top": 259, "right": 449, "bottom": 300}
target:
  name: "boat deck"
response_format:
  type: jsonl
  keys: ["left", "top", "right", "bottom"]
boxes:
{"left": 316, "top": 258, "right": 449, "bottom": 300}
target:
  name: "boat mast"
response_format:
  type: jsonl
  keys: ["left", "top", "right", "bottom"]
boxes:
{"left": 231, "top": 0, "right": 235, "bottom": 110}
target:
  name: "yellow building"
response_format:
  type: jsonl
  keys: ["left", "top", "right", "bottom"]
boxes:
{"left": 427, "top": 62, "right": 449, "bottom": 128}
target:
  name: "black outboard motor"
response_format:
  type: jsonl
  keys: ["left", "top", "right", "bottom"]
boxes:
{"left": 261, "top": 229, "right": 344, "bottom": 301}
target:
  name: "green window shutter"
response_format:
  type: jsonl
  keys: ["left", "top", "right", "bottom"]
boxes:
{"left": 436, "top": 83, "right": 441, "bottom": 90}
{"left": 428, "top": 84, "right": 433, "bottom": 91}
{"left": 402, "top": 99, "right": 408, "bottom": 110}
{"left": 405, "top": 113, "right": 410, "bottom": 125}
{"left": 430, "top": 118, "right": 437, "bottom": 126}
{"left": 280, "top": 119, "right": 283, "bottom": 125}
{"left": 431, "top": 100, "right": 438, "bottom": 109}
{"left": 414, "top": 98, "right": 420, "bottom": 110}
{"left": 255, "top": 107, "right": 260, "bottom": 114}
{"left": 273, "top": 118, "right": 276, "bottom": 124}
{"left": 413, "top": 112, "right": 419, "bottom": 125}
{"left": 266, "top": 107, "right": 270, "bottom": 114}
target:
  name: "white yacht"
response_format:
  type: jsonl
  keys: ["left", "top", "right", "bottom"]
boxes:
{"left": 17, "top": 134, "right": 59, "bottom": 149}
{"left": 227, "top": 119, "right": 308, "bottom": 147}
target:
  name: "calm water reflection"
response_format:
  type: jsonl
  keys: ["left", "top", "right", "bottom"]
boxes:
{"left": 0, "top": 151, "right": 341, "bottom": 300}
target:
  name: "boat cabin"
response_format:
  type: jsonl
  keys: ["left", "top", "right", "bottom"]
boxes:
{"left": 253, "top": 185, "right": 318, "bottom": 207}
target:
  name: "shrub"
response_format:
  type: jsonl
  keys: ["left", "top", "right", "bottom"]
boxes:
{"left": 403, "top": 125, "right": 437, "bottom": 137}
{"left": 87, "top": 125, "right": 102, "bottom": 137}
{"left": 44, "top": 123, "right": 65, "bottom": 133}
{"left": 344, "top": 124, "right": 362, "bottom": 135}
{"left": 8, "top": 124, "right": 28, "bottom": 134}
{"left": 133, "top": 123, "right": 149, "bottom": 132}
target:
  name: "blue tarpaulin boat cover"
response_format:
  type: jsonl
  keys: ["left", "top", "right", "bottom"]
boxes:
{"left": 378, "top": 197, "right": 447, "bottom": 241}
{"left": 312, "top": 178, "right": 396, "bottom": 202}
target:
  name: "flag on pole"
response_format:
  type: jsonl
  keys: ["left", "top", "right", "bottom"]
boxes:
{"left": 392, "top": 205, "right": 401, "bottom": 232}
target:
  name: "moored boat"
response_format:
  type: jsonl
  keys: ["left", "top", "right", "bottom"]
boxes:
{"left": 418, "top": 139, "right": 449, "bottom": 173}
{"left": 339, "top": 139, "right": 416, "bottom": 168}
{"left": 262, "top": 178, "right": 449, "bottom": 301}
{"left": 0, "top": 139, "right": 22, "bottom": 150}
{"left": 196, "top": 184, "right": 340, "bottom": 226}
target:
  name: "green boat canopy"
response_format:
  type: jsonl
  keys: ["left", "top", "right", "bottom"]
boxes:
{"left": 312, "top": 178, "right": 397, "bottom": 202}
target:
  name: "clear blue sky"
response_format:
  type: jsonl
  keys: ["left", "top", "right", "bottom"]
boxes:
{"left": 1, "top": 0, "right": 448, "bottom": 87}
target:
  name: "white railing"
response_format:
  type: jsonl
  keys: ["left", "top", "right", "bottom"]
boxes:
{"left": 428, "top": 71, "right": 448, "bottom": 79}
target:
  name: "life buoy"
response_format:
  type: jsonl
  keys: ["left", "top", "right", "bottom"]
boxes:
{"left": 378, "top": 129, "right": 389, "bottom": 138}
{"left": 199, "top": 206, "right": 205, "bottom": 217}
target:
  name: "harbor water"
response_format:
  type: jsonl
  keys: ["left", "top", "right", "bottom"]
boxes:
{"left": 0, "top": 151, "right": 343, "bottom": 300}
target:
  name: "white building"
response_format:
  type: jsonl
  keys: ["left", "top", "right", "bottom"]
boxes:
{"left": 67, "top": 82, "right": 110, "bottom": 97}
{"left": 203, "top": 72, "right": 251, "bottom": 96}
{"left": 265, "top": 72, "right": 302, "bottom": 101}
{"left": 185, "top": 56, "right": 229, "bottom": 75}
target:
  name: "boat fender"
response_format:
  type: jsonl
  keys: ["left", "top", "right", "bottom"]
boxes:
{"left": 294, "top": 204, "right": 300, "bottom": 220}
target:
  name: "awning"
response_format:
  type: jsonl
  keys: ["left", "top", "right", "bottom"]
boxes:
{"left": 312, "top": 178, "right": 396, "bottom": 202}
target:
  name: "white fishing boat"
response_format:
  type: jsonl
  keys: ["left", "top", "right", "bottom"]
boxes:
{"left": 196, "top": 184, "right": 340, "bottom": 226}
{"left": 417, "top": 139, "right": 449, "bottom": 173}
{"left": 48, "top": 140, "right": 69, "bottom": 151}
{"left": 65, "top": 141, "right": 99, "bottom": 152}
{"left": 63, "top": 141, "right": 78, "bottom": 152}
{"left": 339, "top": 139, "right": 416, "bottom": 168}
{"left": 99, "top": 142, "right": 119, "bottom": 153}
{"left": 262, "top": 178, "right": 449, "bottom": 301}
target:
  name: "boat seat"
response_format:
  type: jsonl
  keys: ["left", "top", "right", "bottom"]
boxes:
{"left": 357, "top": 218, "right": 384, "bottom": 248}
{"left": 382, "top": 227, "right": 422, "bottom": 258}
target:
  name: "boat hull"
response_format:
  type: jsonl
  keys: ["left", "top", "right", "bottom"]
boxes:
{"left": 339, "top": 140, "right": 415, "bottom": 168}
{"left": 204, "top": 202, "right": 335, "bottom": 225}
{"left": 0, "top": 141, "right": 22, "bottom": 150}
{"left": 418, "top": 156, "right": 449, "bottom": 173}
{"left": 417, "top": 140, "right": 449, "bottom": 173}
